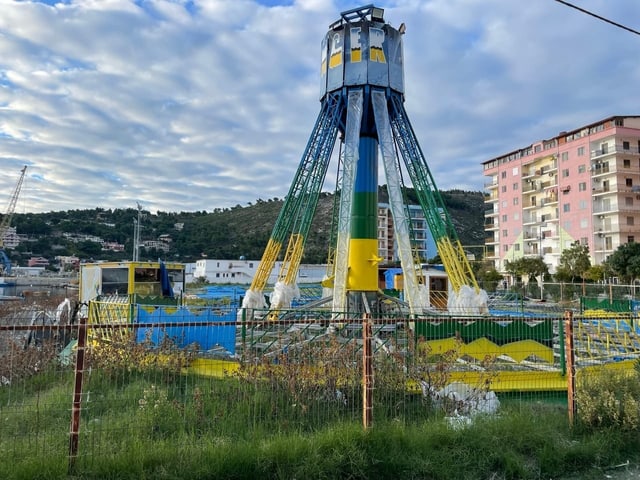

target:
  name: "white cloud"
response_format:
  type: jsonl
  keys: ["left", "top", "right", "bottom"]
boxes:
{"left": 1, "top": 0, "right": 640, "bottom": 214}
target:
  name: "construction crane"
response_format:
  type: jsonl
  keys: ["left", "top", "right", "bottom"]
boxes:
{"left": 0, "top": 166, "right": 27, "bottom": 275}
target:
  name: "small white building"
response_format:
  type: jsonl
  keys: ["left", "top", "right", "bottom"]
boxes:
{"left": 193, "top": 259, "right": 327, "bottom": 285}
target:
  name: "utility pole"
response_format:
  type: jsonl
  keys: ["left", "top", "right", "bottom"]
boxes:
{"left": 133, "top": 203, "right": 143, "bottom": 262}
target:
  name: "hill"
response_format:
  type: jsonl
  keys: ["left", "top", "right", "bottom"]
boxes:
{"left": 6, "top": 189, "right": 485, "bottom": 266}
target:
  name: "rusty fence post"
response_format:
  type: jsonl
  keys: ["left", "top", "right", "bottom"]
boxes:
{"left": 68, "top": 310, "right": 88, "bottom": 474}
{"left": 362, "top": 313, "right": 373, "bottom": 430}
{"left": 564, "top": 310, "right": 576, "bottom": 426}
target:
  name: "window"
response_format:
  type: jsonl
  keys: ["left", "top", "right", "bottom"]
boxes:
{"left": 627, "top": 216, "right": 635, "bottom": 226}
{"left": 578, "top": 182, "right": 586, "bottom": 191}
{"left": 502, "top": 186, "right": 507, "bottom": 193}
{"left": 580, "top": 218, "right": 588, "bottom": 228}
{"left": 577, "top": 146, "right": 585, "bottom": 156}
{"left": 512, "top": 167, "right": 518, "bottom": 176}
{"left": 502, "top": 201, "right": 507, "bottom": 208}
{"left": 605, "top": 237, "right": 613, "bottom": 250}
{"left": 513, "top": 198, "right": 519, "bottom": 206}
{"left": 561, "top": 152, "right": 569, "bottom": 162}
{"left": 502, "top": 214, "right": 507, "bottom": 222}
{"left": 563, "top": 203, "right": 570, "bottom": 213}
{"left": 627, "top": 178, "right": 633, "bottom": 187}
{"left": 578, "top": 164, "right": 586, "bottom": 174}
{"left": 503, "top": 245, "right": 509, "bottom": 252}
{"left": 562, "top": 169, "right": 570, "bottom": 178}
{"left": 624, "top": 159, "right": 631, "bottom": 168}
{"left": 626, "top": 197, "right": 634, "bottom": 206}
{"left": 101, "top": 268, "right": 129, "bottom": 295}
{"left": 579, "top": 200, "right": 587, "bottom": 209}
{"left": 628, "top": 236, "right": 635, "bottom": 243}
{"left": 501, "top": 171, "right": 507, "bottom": 179}
{"left": 623, "top": 141, "right": 630, "bottom": 150}
{"left": 514, "top": 243, "right": 520, "bottom": 251}
{"left": 580, "top": 237, "right": 588, "bottom": 245}
{"left": 502, "top": 229, "right": 508, "bottom": 238}
{"left": 514, "top": 212, "right": 520, "bottom": 220}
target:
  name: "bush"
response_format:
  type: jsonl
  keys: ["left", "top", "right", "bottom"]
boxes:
{"left": 576, "top": 366, "right": 640, "bottom": 431}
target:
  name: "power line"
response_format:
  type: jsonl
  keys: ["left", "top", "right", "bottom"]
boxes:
{"left": 554, "top": 0, "right": 640, "bottom": 37}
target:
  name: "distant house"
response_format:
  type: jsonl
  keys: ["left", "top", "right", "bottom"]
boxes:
{"left": 55, "top": 255, "right": 80, "bottom": 271}
{"left": 102, "top": 241, "right": 125, "bottom": 252}
{"left": 142, "top": 240, "right": 170, "bottom": 253}
{"left": 63, "top": 233, "right": 104, "bottom": 244}
{"left": 28, "top": 256, "right": 50, "bottom": 268}
{"left": 0, "top": 226, "right": 20, "bottom": 249}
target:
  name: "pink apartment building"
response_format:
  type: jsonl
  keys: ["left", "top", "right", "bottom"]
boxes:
{"left": 483, "top": 115, "right": 640, "bottom": 274}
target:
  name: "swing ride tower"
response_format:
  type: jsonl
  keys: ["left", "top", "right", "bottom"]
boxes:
{"left": 242, "top": 5, "right": 487, "bottom": 317}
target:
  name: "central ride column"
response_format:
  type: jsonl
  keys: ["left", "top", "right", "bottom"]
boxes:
{"left": 348, "top": 134, "right": 380, "bottom": 292}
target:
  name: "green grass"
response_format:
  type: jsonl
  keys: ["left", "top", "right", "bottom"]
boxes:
{"left": 2, "top": 369, "right": 640, "bottom": 479}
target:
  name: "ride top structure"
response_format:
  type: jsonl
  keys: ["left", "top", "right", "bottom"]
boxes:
{"left": 0, "top": 165, "right": 27, "bottom": 276}
{"left": 242, "top": 5, "right": 488, "bottom": 317}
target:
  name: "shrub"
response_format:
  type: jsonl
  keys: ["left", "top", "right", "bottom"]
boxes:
{"left": 576, "top": 366, "right": 640, "bottom": 431}
{"left": 86, "top": 330, "right": 197, "bottom": 383}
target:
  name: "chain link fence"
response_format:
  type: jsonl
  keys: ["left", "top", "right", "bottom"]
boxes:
{"left": 1, "top": 295, "right": 640, "bottom": 475}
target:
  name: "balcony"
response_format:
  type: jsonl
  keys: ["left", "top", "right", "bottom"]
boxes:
{"left": 484, "top": 220, "right": 498, "bottom": 231}
{"left": 522, "top": 181, "right": 538, "bottom": 193}
{"left": 592, "top": 185, "right": 612, "bottom": 195}
{"left": 591, "top": 144, "right": 640, "bottom": 159}
{"left": 591, "top": 165, "right": 611, "bottom": 176}
{"left": 523, "top": 232, "right": 541, "bottom": 241}
{"left": 591, "top": 147, "right": 613, "bottom": 159}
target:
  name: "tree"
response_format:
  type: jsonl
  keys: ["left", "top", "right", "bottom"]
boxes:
{"left": 474, "top": 260, "right": 504, "bottom": 292}
{"left": 585, "top": 264, "right": 609, "bottom": 282}
{"left": 504, "top": 257, "right": 548, "bottom": 283}
{"left": 606, "top": 242, "right": 640, "bottom": 283}
{"left": 555, "top": 241, "right": 591, "bottom": 282}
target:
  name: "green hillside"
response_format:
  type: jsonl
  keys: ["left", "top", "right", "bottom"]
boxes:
{"left": 6, "top": 189, "right": 485, "bottom": 267}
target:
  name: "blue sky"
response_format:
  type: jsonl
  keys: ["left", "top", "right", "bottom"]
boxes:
{"left": 1, "top": 0, "right": 640, "bottom": 213}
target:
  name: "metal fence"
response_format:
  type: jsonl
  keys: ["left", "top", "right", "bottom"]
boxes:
{"left": 1, "top": 299, "right": 640, "bottom": 475}
{"left": 494, "top": 281, "right": 640, "bottom": 307}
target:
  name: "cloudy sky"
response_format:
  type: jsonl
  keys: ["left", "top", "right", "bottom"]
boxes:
{"left": 1, "top": 0, "right": 639, "bottom": 214}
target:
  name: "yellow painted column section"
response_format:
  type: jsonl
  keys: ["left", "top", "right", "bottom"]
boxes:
{"left": 347, "top": 238, "right": 379, "bottom": 291}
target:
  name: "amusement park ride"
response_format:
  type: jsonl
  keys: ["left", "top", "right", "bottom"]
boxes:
{"left": 242, "top": 5, "right": 488, "bottom": 317}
